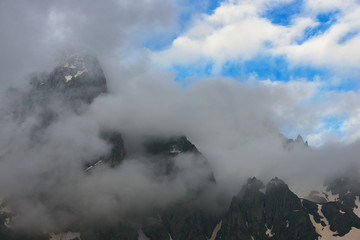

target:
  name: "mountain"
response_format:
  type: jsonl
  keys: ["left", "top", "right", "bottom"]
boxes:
{"left": 283, "top": 134, "right": 309, "bottom": 149}
{"left": 217, "top": 176, "right": 360, "bottom": 240}
{"left": 217, "top": 177, "right": 318, "bottom": 240}
{"left": 1, "top": 53, "right": 360, "bottom": 240}
{"left": 30, "top": 52, "right": 107, "bottom": 105}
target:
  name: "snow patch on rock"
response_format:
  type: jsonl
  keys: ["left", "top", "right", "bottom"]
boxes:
{"left": 259, "top": 187, "right": 266, "bottom": 194}
{"left": 74, "top": 70, "right": 85, "bottom": 78}
{"left": 64, "top": 63, "right": 76, "bottom": 69}
{"left": 4, "top": 217, "right": 13, "bottom": 229}
{"left": 49, "top": 232, "right": 81, "bottom": 240}
{"left": 170, "top": 145, "right": 182, "bottom": 154}
{"left": 208, "top": 221, "right": 222, "bottom": 240}
{"left": 265, "top": 225, "right": 275, "bottom": 237}
{"left": 64, "top": 75, "right": 73, "bottom": 82}
{"left": 138, "top": 228, "right": 150, "bottom": 240}
{"left": 353, "top": 196, "right": 360, "bottom": 218}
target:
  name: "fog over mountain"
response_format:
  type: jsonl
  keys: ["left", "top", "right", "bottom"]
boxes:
{"left": 1, "top": 0, "right": 360, "bottom": 239}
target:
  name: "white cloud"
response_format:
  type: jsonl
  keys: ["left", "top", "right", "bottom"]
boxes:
{"left": 152, "top": 0, "right": 288, "bottom": 68}
{"left": 275, "top": 4, "right": 360, "bottom": 68}
{"left": 303, "top": 0, "right": 355, "bottom": 13}
{"left": 341, "top": 109, "right": 360, "bottom": 143}
{"left": 152, "top": 0, "right": 360, "bottom": 71}
{"left": 252, "top": 79, "right": 360, "bottom": 146}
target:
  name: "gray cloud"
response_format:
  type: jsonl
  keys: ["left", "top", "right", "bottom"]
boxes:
{"left": 0, "top": 0, "right": 176, "bottom": 91}
{"left": 88, "top": 70, "right": 360, "bottom": 198}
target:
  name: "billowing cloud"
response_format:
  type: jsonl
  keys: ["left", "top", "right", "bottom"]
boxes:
{"left": 276, "top": 0, "right": 360, "bottom": 68}
{"left": 152, "top": 0, "right": 288, "bottom": 68}
{"left": 154, "top": 0, "right": 360, "bottom": 70}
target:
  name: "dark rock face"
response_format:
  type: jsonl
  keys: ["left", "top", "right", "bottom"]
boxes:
{"left": 13, "top": 53, "right": 127, "bottom": 170}
{"left": 217, "top": 177, "right": 318, "bottom": 240}
{"left": 145, "top": 136, "right": 200, "bottom": 156}
{"left": 144, "top": 136, "right": 216, "bottom": 184}
{"left": 160, "top": 203, "right": 219, "bottom": 240}
{"left": 14, "top": 53, "right": 107, "bottom": 124}
{"left": 264, "top": 178, "right": 317, "bottom": 240}
{"left": 103, "top": 132, "right": 126, "bottom": 167}
{"left": 10, "top": 52, "right": 108, "bottom": 147}
{"left": 141, "top": 216, "right": 170, "bottom": 240}
{"left": 31, "top": 52, "right": 107, "bottom": 106}
{"left": 100, "top": 131, "right": 126, "bottom": 167}
{"left": 321, "top": 202, "right": 360, "bottom": 236}
{"left": 217, "top": 196, "right": 253, "bottom": 240}
{"left": 80, "top": 222, "right": 139, "bottom": 240}
{"left": 218, "top": 177, "right": 265, "bottom": 240}
{"left": 84, "top": 132, "right": 126, "bottom": 172}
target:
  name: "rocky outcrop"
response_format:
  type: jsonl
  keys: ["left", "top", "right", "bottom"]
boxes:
{"left": 217, "top": 177, "right": 317, "bottom": 240}
{"left": 283, "top": 134, "right": 309, "bottom": 149}
{"left": 306, "top": 172, "right": 360, "bottom": 238}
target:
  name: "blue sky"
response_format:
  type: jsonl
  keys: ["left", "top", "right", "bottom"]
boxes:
{"left": 145, "top": 0, "right": 360, "bottom": 146}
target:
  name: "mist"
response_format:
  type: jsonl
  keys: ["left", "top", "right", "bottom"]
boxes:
{"left": 0, "top": 0, "right": 360, "bottom": 233}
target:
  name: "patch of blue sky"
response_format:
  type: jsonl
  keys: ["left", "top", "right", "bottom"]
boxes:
{"left": 281, "top": 116, "right": 347, "bottom": 143}
{"left": 170, "top": 56, "right": 359, "bottom": 93}
{"left": 297, "top": 11, "right": 338, "bottom": 44}
{"left": 169, "top": 55, "right": 334, "bottom": 85}
{"left": 322, "top": 116, "right": 347, "bottom": 136}
{"left": 143, "top": 0, "right": 224, "bottom": 51}
{"left": 171, "top": 61, "right": 214, "bottom": 86}
{"left": 219, "top": 56, "right": 328, "bottom": 82}
{"left": 326, "top": 79, "right": 360, "bottom": 92}
{"left": 142, "top": 35, "right": 177, "bottom": 51}
{"left": 280, "top": 126, "right": 300, "bottom": 139}
{"left": 202, "top": 0, "right": 223, "bottom": 14}
{"left": 338, "top": 30, "right": 359, "bottom": 44}
{"left": 262, "top": 0, "right": 303, "bottom": 26}
{"left": 177, "top": 0, "right": 224, "bottom": 29}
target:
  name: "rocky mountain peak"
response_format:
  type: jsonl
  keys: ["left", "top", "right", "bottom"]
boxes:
{"left": 266, "top": 177, "right": 287, "bottom": 192}
{"left": 283, "top": 134, "right": 309, "bottom": 148}
{"left": 38, "top": 52, "right": 107, "bottom": 104}
{"left": 295, "top": 134, "right": 304, "bottom": 143}
{"left": 246, "top": 177, "right": 264, "bottom": 190}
